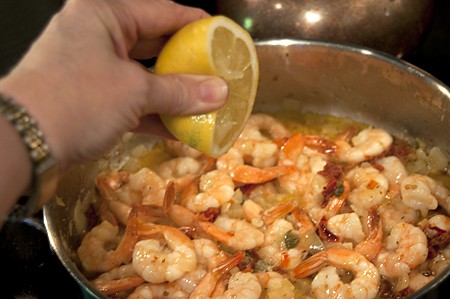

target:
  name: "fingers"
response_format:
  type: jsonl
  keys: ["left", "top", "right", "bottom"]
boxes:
{"left": 144, "top": 73, "right": 228, "bottom": 116}
{"left": 128, "top": 0, "right": 210, "bottom": 38}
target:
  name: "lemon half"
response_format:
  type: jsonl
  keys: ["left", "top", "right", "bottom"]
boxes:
{"left": 155, "top": 15, "right": 259, "bottom": 157}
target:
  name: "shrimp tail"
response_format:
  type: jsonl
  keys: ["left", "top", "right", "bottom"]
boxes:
{"left": 198, "top": 220, "right": 235, "bottom": 244}
{"left": 355, "top": 207, "right": 383, "bottom": 261}
{"left": 234, "top": 165, "right": 297, "bottom": 184}
{"left": 93, "top": 276, "right": 145, "bottom": 296}
{"left": 291, "top": 251, "right": 328, "bottom": 278}
{"left": 262, "top": 201, "right": 297, "bottom": 225}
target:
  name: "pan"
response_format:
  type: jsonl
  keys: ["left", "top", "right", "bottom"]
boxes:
{"left": 44, "top": 39, "right": 450, "bottom": 298}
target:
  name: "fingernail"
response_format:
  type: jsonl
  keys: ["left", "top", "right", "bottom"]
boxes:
{"left": 200, "top": 77, "right": 228, "bottom": 103}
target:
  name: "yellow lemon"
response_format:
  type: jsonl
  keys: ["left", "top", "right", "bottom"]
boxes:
{"left": 154, "top": 15, "right": 259, "bottom": 157}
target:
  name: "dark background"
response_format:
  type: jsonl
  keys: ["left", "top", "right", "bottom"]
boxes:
{"left": 0, "top": 0, "right": 449, "bottom": 298}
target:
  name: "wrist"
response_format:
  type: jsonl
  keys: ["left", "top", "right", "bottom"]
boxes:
{"left": 0, "top": 92, "right": 59, "bottom": 217}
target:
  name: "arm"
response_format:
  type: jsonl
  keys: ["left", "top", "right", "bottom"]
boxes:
{"left": 0, "top": 0, "right": 228, "bottom": 223}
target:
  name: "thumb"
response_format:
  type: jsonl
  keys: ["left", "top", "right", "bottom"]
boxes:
{"left": 145, "top": 73, "right": 228, "bottom": 116}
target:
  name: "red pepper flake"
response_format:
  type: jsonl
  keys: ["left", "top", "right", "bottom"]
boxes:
{"left": 427, "top": 226, "right": 450, "bottom": 259}
{"left": 85, "top": 204, "right": 99, "bottom": 231}
{"left": 199, "top": 207, "right": 220, "bottom": 222}
{"left": 238, "top": 250, "right": 259, "bottom": 272}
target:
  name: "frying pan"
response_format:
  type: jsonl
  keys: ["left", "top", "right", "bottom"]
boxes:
{"left": 44, "top": 39, "right": 450, "bottom": 298}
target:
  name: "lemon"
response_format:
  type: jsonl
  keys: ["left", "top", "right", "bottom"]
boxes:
{"left": 154, "top": 15, "right": 259, "bottom": 157}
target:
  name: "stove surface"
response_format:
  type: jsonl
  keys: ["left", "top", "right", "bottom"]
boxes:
{"left": 1, "top": 0, "right": 450, "bottom": 298}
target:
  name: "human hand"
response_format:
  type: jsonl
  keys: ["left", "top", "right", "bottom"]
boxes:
{"left": 0, "top": 0, "right": 228, "bottom": 172}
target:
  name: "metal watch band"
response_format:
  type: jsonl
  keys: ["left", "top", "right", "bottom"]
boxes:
{"left": 0, "top": 92, "right": 58, "bottom": 217}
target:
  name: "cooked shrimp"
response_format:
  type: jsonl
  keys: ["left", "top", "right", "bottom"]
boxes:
{"left": 376, "top": 156, "right": 408, "bottom": 186}
{"left": 257, "top": 218, "right": 308, "bottom": 270}
{"left": 217, "top": 147, "right": 296, "bottom": 184}
{"left": 166, "top": 238, "right": 228, "bottom": 295}
{"left": 198, "top": 215, "right": 264, "bottom": 250}
{"left": 378, "top": 194, "right": 420, "bottom": 234}
{"left": 77, "top": 219, "right": 139, "bottom": 273}
{"left": 160, "top": 180, "right": 198, "bottom": 228}
{"left": 421, "top": 214, "right": 450, "bottom": 235}
{"left": 255, "top": 271, "right": 295, "bottom": 299}
{"left": 400, "top": 174, "right": 447, "bottom": 216}
{"left": 234, "top": 138, "right": 280, "bottom": 168}
{"left": 277, "top": 134, "right": 329, "bottom": 194}
{"left": 182, "top": 170, "right": 235, "bottom": 213}
{"left": 96, "top": 167, "right": 166, "bottom": 212}
{"left": 419, "top": 214, "right": 450, "bottom": 259}
{"left": 292, "top": 248, "right": 380, "bottom": 299}
{"left": 243, "top": 199, "right": 296, "bottom": 227}
{"left": 346, "top": 163, "right": 389, "bottom": 210}
{"left": 376, "top": 222, "right": 428, "bottom": 278}
{"left": 336, "top": 128, "right": 393, "bottom": 164}
{"left": 217, "top": 271, "right": 262, "bottom": 299}
{"left": 354, "top": 208, "right": 383, "bottom": 262}
{"left": 164, "top": 139, "right": 203, "bottom": 158}
{"left": 91, "top": 264, "right": 144, "bottom": 296}
{"left": 158, "top": 156, "right": 203, "bottom": 189}
{"left": 240, "top": 113, "right": 291, "bottom": 140}
{"left": 127, "top": 283, "right": 189, "bottom": 299}
{"left": 189, "top": 251, "right": 247, "bottom": 299}
{"left": 327, "top": 212, "right": 366, "bottom": 245}
{"left": 133, "top": 224, "right": 197, "bottom": 283}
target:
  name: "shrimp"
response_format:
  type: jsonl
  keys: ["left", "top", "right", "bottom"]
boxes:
{"left": 198, "top": 215, "right": 264, "bottom": 250}
{"left": 277, "top": 134, "right": 330, "bottom": 195}
{"left": 240, "top": 113, "right": 291, "bottom": 140}
{"left": 182, "top": 170, "right": 235, "bottom": 213}
{"left": 133, "top": 224, "right": 197, "bottom": 283}
{"left": 216, "top": 271, "right": 262, "bottom": 299}
{"left": 188, "top": 251, "right": 240, "bottom": 297}
{"left": 257, "top": 218, "right": 308, "bottom": 270}
{"left": 164, "top": 139, "right": 203, "bottom": 158}
{"left": 376, "top": 156, "right": 408, "bottom": 186}
{"left": 242, "top": 199, "right": 296, "bottom": 227}
{"left": 354, "top": 208, "right": 383, "bottom": 262}
{"left": 346, "top": 163, "right": 389, "bottom": 211}
{"left": 326, "top": 212, "right": 366, "bottom": 245}
{"left": 127, "top": 283, "right": 189, "bottom": 299}
{"left": 161, "top": 181, "right": 198, "bottom": 228}
{"left": 91, "top": 264, "right": 144, "bottom": 296}
{"left": 419, "top": 214, "right": 450, "bottom": 259}
{"left": 158, "top": 157, "right": 203, "bottom": 189}
{"left": 96, "top": 168, "right": 167, "bottom": 224}
{"left": 378, "top": 195, "right": 420, "bottom": 234}
{"left": 376, "top": 222, "right": 428, "bottom": 279}
{"left": 400, "top": 174, "right": 448, "bottom": 216}
{"left": 234, "top": 136, "right": 281, "bottom": 168}
{"left": 255, "top": 271, "right": 295, "bottom": 299}
{"left": 217, "top": 147, "right": 296, "bottom": 184}
{"left": 292, "top": 248, "right": 380, "bottom": 299}
{"left": 336, "top": 127, "right": 393, "bottom": 164}
{"left": 77, "top": 218, "right": 139, "bottom": 273}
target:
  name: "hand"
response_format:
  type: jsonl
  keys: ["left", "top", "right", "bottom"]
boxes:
{"left": 0, "top": 0, "right": 228, "bottom": 172}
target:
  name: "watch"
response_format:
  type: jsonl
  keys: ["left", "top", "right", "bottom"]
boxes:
{"left": 0, "top": 93, "right": 59, "bottom": 217}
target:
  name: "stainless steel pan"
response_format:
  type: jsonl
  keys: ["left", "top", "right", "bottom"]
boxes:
{"left": 44, "top": 39, "right": 450, "bottom": 298}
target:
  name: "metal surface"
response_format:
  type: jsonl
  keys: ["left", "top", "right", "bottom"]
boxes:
{"left": 216, "top": 0, "right": 435, "bottom": 58}
{"left": 44, "top": 40, "right": 450, "bottom": 298}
